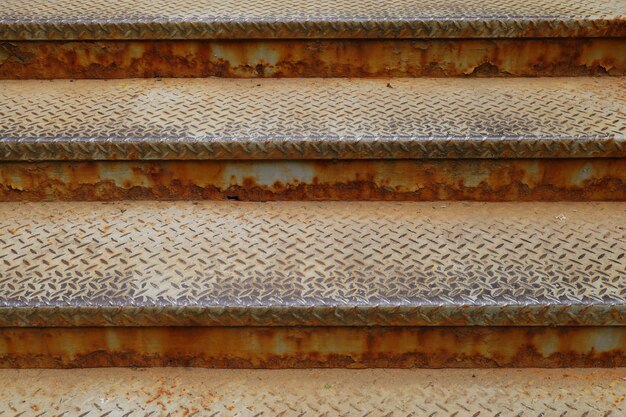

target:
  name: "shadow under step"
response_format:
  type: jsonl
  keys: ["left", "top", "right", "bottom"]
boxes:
{"left": 0, "top": 201, "right": 624, "bottom": 368}
{"left": 0, "top": 77, "right": 624, "bottom": 201}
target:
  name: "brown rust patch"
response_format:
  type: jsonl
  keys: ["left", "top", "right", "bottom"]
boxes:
{"left": 0, "top": 158, "right": 625, "bottom": 201}
{"left": 0, "top": 38, "right": 624, "bottom": 79}
{"left": 0, "top": 326, "right": 625, "bottom": 369}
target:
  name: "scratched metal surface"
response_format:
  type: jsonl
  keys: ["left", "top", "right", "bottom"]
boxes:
{"left": 0, "top": 368, "right": 625, "bottom": 416}
{"left": 0, "top": 201, "right": 624, "bottom": 327}
{"left": 0, "top": 0, "right": 624, "bottom": 39}
{"left": 0, "top": 78, "right": 624, "bottom": 160}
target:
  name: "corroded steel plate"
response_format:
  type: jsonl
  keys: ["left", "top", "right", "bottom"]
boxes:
{"left": 0, "top": 0, "right": 624, "bottom": 39}
{"left": 0, "top": 78, "right": 624, "bottom": 160}
{"left": 0, "top": 369, "right": 624, "bottom": 415}
{"left": 2, "top": 38, "right": 625, "bottom": 79}
{"left": 0, "top": 201, "right": 623, "bottom": 327}
{"left": 2, "top": 326, "right": 626, "bottom": 368}
{"left": 1, "top": 159, "right": 625, "bottom": 201}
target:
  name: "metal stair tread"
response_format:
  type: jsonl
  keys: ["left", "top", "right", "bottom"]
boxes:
{"left": 0, "top": 368, "right": 624, "bottom": 416}
{"left": 0, "top": 77, "right": 624, "bottom": 160}
{"left": 0, "top": 0, "right": 624, "bottom": 39}
{"left": 0, "top": 201, "right": 624, "bottom": 327}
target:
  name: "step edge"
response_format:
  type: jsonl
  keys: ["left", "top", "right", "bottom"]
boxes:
{"left": 1, "top": 304, "right": 624, "bottom": 327}
{"left": 0, "top": 17, "right": 624, "bottom": 40}
{"left": 1, "top": 137, "right": 624, "bottom": 160}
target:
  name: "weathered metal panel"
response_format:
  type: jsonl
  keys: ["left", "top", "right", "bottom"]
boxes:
{"left": 1, "top": 38, "right": 624, "bottom": 79}
{"left": 0, "top": 201, "right": 623, "bottom": 327}
{"left": 0, "top": 78, "right": 624, "bottom": 160}
{"left": 0, "top": 0, "right": 624, "bottom": 40}
{"left": 1, "top": 368, "right": 625, "bottom": 415}
{"left": 1, "top": 326, "right": 626, "bottom": 368}
{"left": 1, "top": 159, "right": 625, "bottom": 201}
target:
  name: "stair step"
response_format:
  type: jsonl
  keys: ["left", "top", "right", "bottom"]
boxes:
{"left": 1, "top": 1, "right": 624, "bottom": 78}
{"left": 2, "top": 0, "right": 623, "bottom": 40}
{"left": 1, "top": 368, "right": 624, "bottom": 415}
{"left": 3, "top": 201, "right": 622, "bottom": 328}
{"left": 1, "top": 77, "right": 624, "bottom": 201}
{"left": 0, "top": 78, "right": 623, "bottom": 161}
{"left": 0, "top": 201, "right": 624, "bottom": 368}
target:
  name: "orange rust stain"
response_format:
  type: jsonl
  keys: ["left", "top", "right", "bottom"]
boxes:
{"left": 0, "top": 159, "right": 625, "bottom": 202}
{"left": 0, "top": 327, "right": 625, "bottom": 369}
{"left": 0, "top": 38, "right": 624, "bottom": 79}
{"left": 241, "top": 177, "right": 257, "bottom": 188}
{"left": 65, "top": 162, "right": 102, "bottom": 184}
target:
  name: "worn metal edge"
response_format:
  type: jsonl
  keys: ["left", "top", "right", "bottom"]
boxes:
{"left": 2, "top": 304, "right": 625, "bottom": 327}
{"left": 0, "top": 18, "right": 625, "bottom": 40}
{"left": 0, "top": 137, "right": 624, "bottom": 160}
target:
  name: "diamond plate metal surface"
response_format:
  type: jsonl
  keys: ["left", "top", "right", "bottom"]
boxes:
{"left": 0, "top": 201, "right": 624, "bottom": 327}
{"left": 0, "top": 0, "right": 624, "bottom": 39}
{"left": 0, "top": 368, "right": 625, "bottom": 416}
{"left": 0, "top": 78, "right": 624, "bottom": 161}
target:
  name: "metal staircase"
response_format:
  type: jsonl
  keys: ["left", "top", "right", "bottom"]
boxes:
{"left": 0, "top": 0, "right": 624, "bottom": 415}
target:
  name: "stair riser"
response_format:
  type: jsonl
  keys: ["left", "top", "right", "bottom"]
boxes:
{"left": 1, "top": 38, "right": 624, "bottom": 79}
{"left": 2, "top": 159, "right": 624, "bottom": 201}
{"left": 1, "top": 326, "right": 625, "bottom": 368}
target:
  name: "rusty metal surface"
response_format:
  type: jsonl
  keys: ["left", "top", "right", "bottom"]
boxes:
{"left": 1, "top": 159, "right": 626, "bottom": 201}
{"left": 2, "top": 38, "right": 625, "bottom": 79}
{"left": 1, "top": 368, "right": 625, "bottom": 416}
{"left": 0, "top": 201, "right": 624, "bottom": 327}
{"left": 2, "top": 326, "right": 626, "bottom": 368}
{"left": 0, "top": 0, "right": 624, "bottom": 40}
{"left": 0, "top": 78, "right": 624, "bottom": 160}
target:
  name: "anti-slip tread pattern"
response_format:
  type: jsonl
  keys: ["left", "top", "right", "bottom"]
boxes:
{"left": 0, "top": 201, "right": 624, "bottom": 327}
{"left": 0, "top": 78, "right": 624, "bottom": 160}
{"left": 0, "top": 0, "right": 624, "bottom": 39}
